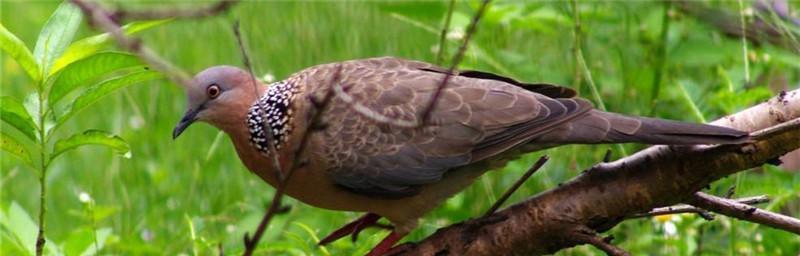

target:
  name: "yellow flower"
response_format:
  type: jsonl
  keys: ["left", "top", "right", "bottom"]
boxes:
{"left": 654, "top": 214, "right": 673, "bottom": 223}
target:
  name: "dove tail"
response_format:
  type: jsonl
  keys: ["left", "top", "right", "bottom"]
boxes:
{"left": 553, "top": 110, "right": 750, "bottom": 145}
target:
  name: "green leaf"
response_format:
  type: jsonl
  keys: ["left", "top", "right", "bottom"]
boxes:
{"left": 63, "top": 227, "right": 112, "bottom": 256}
{"left": 33, "top": 1, "right": 83, "bottom": 78}
{"left": 6, "top": 202, "right": 37, "bottom": 256}
{"left": 1, "top": 131, "right": 33, "bottom": 166}
{"left": 0, "top": 24, "right": 40, "bottom": 81}
{"left": 52, "top": 19, "right": 171, "bottom": 75}
{"left": 51, "top": 130, "right": 131, "bottom": 161}
{"left": 0, "top": 96, "right": 38, "bottom": 141}
{"left": 48, "top": 52, "right": 144, "bottom": 107}
{"left": 56, "top": 70, "right": 161, "bottom": 125}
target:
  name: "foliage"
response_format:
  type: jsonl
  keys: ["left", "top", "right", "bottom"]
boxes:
{"left": 0, "top": 2, "right": 163, "bottom": 255}
{"left": 2, "top": 1, "right": 799, "bottom": 255}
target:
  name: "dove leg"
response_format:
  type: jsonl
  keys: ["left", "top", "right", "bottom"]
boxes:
{"left": 318, "top": 213, "right": 391, "bottom": 245}
{"left": 365, "top": 231, "right": 405, "bottom": 256}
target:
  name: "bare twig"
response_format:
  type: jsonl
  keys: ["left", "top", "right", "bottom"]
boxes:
{"left": 329, "top": 0, "right": 491, "bottom": 129}
{"left": 602, "top": 148, "right": 613, "bottom": 163}
{"left": 242, "top": 64, "right": 344, "bottom": 256}
{"left": 572, "top": 227, "right": 630, "bottom": 256}
{"left": 484, "top": 156, "right": 548, "bottom": 217}
{"left": 690, "top": 192, "right": 800, "bottom": 235}
{"left": 113, "top": 0, "right": 238, "bottom": 21}
{"left": 291, "top": 65, "right": 344, "bottom": 170}
{"left": 628, "top": 195, "right": 769, "bottom": 219}
{"left": 436, "top": 0, "right": 456, "bottom": 65}
{"left": 419, "top": 0, "right": 491, "bottom": 126}
{"left": 232, "top": 20, "right": 284, "bottom": 181}
{"left": 673, "top": 0, "right": 800, "bottom": 53}
{"left": 71, "top": 0, "right": 214, "bottom": 88}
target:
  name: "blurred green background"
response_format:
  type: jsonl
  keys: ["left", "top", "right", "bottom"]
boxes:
{"left": 2, "top": 0, "right": 799, "bottom": 255}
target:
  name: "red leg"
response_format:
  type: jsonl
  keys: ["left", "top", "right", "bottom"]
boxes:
{"left": 319, "top": 213, "right": 390, "bottom": 245}
{"left": 365, "top": 231, "right": 404, "bottom": 256}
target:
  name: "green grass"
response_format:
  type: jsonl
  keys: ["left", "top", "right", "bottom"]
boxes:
{"left": 2, "top": 1, "right": 798, "bottom": 255}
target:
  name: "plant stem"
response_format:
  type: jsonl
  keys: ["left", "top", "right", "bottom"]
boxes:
{"left": 571, "top": 0, "right": 625, "bottom": 156}
{"left": 35, "top": 87, "right": 49, "bottom": 256}
{"left": 676, "top": 80, "right": 707, "bottom": 123}
{"left": 737, "top": 0, "right": 750, "bottom": 84}
{"left": 649, "top": 1, "right": 671, "bottom": 115}
{"left": 571, "top": 0, "right": 582, "bottom": 90}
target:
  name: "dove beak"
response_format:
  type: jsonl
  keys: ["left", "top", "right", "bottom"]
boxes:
{"left": 173, "top": 107, "right": 201, "bottom": 139}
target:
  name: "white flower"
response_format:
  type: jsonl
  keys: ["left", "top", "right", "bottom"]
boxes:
{"left": 446, "top": 29, "right": 464, "bottom": 40}
{"left": 663, "top": 221, "right": 677, "bottom": 237}
{"left": 78, "top": 192, "right": 92, "bottom": 203}
{"left": 261, "top": 73, "right": 275, "bottom": 83}
{"left": 129, "top": 116, "right": 144, "bottom": 130}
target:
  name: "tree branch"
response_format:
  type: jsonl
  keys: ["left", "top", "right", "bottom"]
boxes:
{"left": 391, "top": 89, "right": 800, "bottom": 255}
{"left": 571, "top": 227, "right": 630, "bottom": 256}
{"left": 690, "top": 192, "right": 800, "bottom": 234}
{"left": 673, "top": 0, "right": 800, "bottom": 53}
{"left": 112, "top": 0, "right": 238, "bottom": 21}
{"left": 627, "top": 194, "right": 769, "bottom": 220}
{"left": 70, "top": 0, "right": 238, "bottom": 88}
{"left": 484, "top": 156, "right": 548, "bottom": 217}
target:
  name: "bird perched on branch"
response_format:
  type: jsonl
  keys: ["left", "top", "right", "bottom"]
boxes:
{"left": 173, "top": 57, "right": 748, "bottom": 255}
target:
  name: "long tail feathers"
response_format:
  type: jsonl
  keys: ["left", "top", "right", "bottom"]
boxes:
{"left": 562, "top": 110, "right": 749, "bottom": 145}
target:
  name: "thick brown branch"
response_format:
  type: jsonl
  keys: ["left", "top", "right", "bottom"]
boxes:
{"left": 392, "top": 89, "right": 800, "bottom": 255}
{"left": 690, "top": 192, "right": 800, "bottom": 234}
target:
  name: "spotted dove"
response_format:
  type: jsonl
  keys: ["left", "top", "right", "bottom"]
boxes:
{"left": 173, "top": 57, "right": 748, "bottom": 255}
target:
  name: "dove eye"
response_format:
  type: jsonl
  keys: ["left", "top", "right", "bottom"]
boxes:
{"left": 207, "top": 84, "right": 221, "bottom": 99}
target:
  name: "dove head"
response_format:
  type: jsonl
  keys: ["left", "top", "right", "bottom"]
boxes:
{"left": 173, "top": 66, "right": 265, "bottom": 139}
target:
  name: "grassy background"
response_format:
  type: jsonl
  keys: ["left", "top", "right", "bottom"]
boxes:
{"left": 2, "top": 1, "right": 799, "bottom": 255}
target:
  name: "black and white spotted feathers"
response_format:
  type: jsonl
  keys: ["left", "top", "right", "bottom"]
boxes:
{"left": 247, "top": 80, "right": 298, "bottom": 156}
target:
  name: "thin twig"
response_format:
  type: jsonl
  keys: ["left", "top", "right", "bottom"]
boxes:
{"left": 673, "top": 0, "right": 800, "bottom": 53}
{"left": 232, "top": 20, "right": 284, "bottom": 181}
{"left": 484, "top": 156, "right": 549, "bottom": 217}
{"left": 690, "top": 192, "right": 800, "bottom": 234}
{"left": 419, "top": 0, "right": 491, "bottom": 126}
{"left": 242, "top": 64, "right": 344, "bottom": 256}
{"left": 330, "top": 1, "right": 490, "bottom": 129}
{"left": 572, "top": 227, "right": 630, "bottom": 256}
{"left": 113, "top": 0, "right": 238, "bottom": 21}
{"left": 627, "top": 195, "right": 769, "bottom": 219}
{"left": 71, "top": 0, "right": 197, "bottom": 88}
{"left": 436, "top": 0, "right": 457, "bottom": 65}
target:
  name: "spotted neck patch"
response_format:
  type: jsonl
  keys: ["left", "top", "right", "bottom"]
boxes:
{"left": 247, "top": 80, "right": 298, "bottom": 156}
